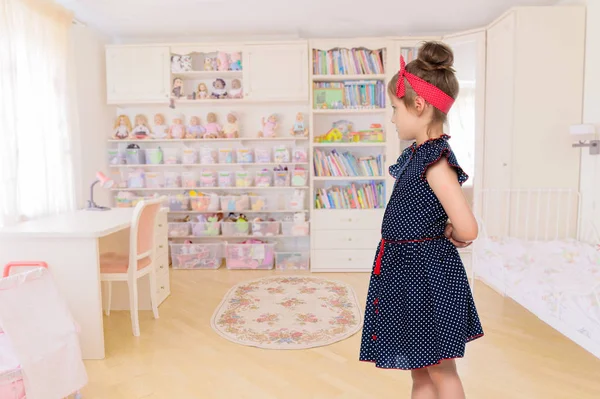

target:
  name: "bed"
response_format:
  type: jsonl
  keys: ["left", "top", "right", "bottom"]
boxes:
{"left": 472, "top": 188, "right": 600, "bottom": 359}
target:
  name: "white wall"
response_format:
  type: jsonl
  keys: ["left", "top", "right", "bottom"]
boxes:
{"left": 70, "top": 25, "right": 115, "bottom": 208}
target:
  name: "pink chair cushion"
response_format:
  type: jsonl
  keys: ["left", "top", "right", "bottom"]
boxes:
{"left": 99, "top": 253, "right": 152, "bottom": 274}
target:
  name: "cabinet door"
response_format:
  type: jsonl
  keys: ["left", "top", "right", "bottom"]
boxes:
{"left": 242, "top": 43, "right": 309, "bottom": 101}
{"left": 106, "top": 46, "right": 170, "bottom": 104}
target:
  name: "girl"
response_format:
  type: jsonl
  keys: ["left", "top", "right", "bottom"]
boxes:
{"left": 359, "top": 42, "right": 483, "bottom": 399}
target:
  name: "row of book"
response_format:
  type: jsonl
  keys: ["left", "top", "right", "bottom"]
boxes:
{"left": 313, "top": 149, "right": 383, "bottom": 177}
{"left": 313, "top": 48, "right": 385, "bottom": 75}
{"left": 314, "top": 182, "right": 385, "bottom": 209}
{"left": 400, "top": 47, "right": 419, "bottom": 63}
{"left": 313, "top": 81, "right": 386, "bottom": 109}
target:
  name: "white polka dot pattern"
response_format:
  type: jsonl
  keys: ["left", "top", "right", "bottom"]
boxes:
{"left": 359, "top": 136, "right": 484, "bottom": 370}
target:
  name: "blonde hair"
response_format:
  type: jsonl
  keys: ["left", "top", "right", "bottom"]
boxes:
{"left": 114, "top": 115, "right": 132, "bottom": 131}
{"left": 134, "top": 114, "right": 148, "bottom": 126}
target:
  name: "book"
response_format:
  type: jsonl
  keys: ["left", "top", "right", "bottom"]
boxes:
{"left": 314, "top": 181, "right": 386, "bottom": 209}
{"left": 313, "top": 48, "right": 386, "bottom": 75}
{"left": 314, "top": 149, "right": 383, "bottom": 177}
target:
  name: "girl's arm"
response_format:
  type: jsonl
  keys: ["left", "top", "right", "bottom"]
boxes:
{"left": 426, "top": 158, "right": 478, "bottom": 242}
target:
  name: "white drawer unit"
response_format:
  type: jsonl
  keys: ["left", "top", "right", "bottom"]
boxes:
{"left": 312, "top": 230, "right": 380, "bottom": 250}
{"left": 154, "top": 209, "right": 170, "bottom": 304}
{"left": 311, "top": 249, "right": 374, "bottom": 272}
{"left": 311, "top": 210, "right": 384, "bottom": 231}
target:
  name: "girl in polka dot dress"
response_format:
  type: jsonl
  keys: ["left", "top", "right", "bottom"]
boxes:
{"left": 359, "top": 42, "right": 484, "bottom": 398}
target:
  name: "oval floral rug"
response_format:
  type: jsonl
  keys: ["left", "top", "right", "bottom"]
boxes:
{"left": 211, "top": 276, "right": 363, "bottom": 349}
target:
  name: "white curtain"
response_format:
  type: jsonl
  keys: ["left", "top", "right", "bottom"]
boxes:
{"left": 447, "top": 85, "right": 476, "bottom": 186}
{"left": 0, "top": 0, "right": 76, "bottom": 227}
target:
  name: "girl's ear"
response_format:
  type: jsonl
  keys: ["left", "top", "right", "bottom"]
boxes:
{"left": 414, "top": 96, "right": 426, "bottom": 114}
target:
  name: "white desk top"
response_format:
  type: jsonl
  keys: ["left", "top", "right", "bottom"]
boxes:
{"left": 0, "top": 208, "right": 134, "bottom": 239}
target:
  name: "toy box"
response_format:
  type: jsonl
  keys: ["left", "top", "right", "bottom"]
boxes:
{"left": 125, "top": 148, "right": 145, "bottom": 165}
{"left": 190, "top": 194, "right": 220, "bottom": 211}
{"left": 255, "top": 170, "right": 272, "bottom": 187}
{"left": 274, "top": 169, "right": 290, "bottom": 187}
{"left": 168, "top": 222, "right": 190, "bottom": 237}
{"left": 163, "top": 148, "right": 180, "bottom": 164}
{"left": 200, "top": 171, "right": 217, "bottom": 187}
{"left": 236, "top": 148, "right": 254, "bottom": 164}
{"left": 108, "top": 149, "right": 125, "bottom": 165}
{"left": 168, "top": 194, "right": 190, "bottom": 211}
{"left": 251, "top": 221, "right": 280, "bottom": 237}
{"left": 222, "top": 221, "right": 250, "bottom": 236}
{"left": 255, "top": 148, "right": 271, "bottom": 163}
{"left": 200, "top": 147, "right": 217, "bottom": 164}
{"left": 170, "top": 243, "right": 223, "bottom": 270}
{"left": 218, "top": 148, "right": 235, "bottom": 164}
{"left": 281, "top": 221, "right": 309, "bottom": 236}
{"left": 182, "top": 171, "right": 198, "bottom": 188}
{"left": 220, "top": 195, "right": 249, "bottom": 212}
{"left": 164, "top": 172, "right": 182, "bottom": 188}
{"left": 145, "top": 148, "right": 163, "bottom": 164}
{"left": 275, "top": 252, "right": 310, "bottom": 271}
{"left": 235, "top": 171, "right": 253, "bottom": 187}
{"left": 225, "top": 241, "right": 275, "bottom": 270}
{"left": 291, "top": 168, "right": 307, "bottom": 187}
{"left": 218, "top": 171, "right": 235, "bottom": 188}
{"left": 145, "top": 172, "right": 163, "bottom": 188}
{"left": 190, "top": 220, "right": 221, "bottom": 237}
{"left": 181, "top": 148, "right": 198, "bottom": 164}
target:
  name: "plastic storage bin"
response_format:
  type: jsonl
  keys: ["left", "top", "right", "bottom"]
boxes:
{"left": 218, "top": 171, "right": 234, "bottom": 188}
{"left": 126, "top": 170, "right": 145, "bottom": 188}
{"left": 274, "top": 170, "right": 290, "bottom": 187}
{"left": 235, "top": 171, "right": 253, "bottom": 188}
{"left": 168, "top": 222, "right": 190, "bottom": 237}
{"left": 126, "top": 148, "right": 145, "bottom": 165}
{"left": 200, "top": 171, "right": 217, "bottom": 187}
{"left": 220, "top": 195, "right": 249, "bottom": 212}
{"left": 190, "top": 194, "right": 220, "bottom": 211}
{"left": 163, "top": 148, "right": 180, "bottom": 164}
{"left": 164, "top": 172, "right": 182, "bottom": 188}
{"left": 218, "top": 148, "right": 235, "bottom": 164}
{"left": 145, "top": 172, "right": 163, "bottom": 188}
{"left": 273, "top": 146, "right": 290, "bottom": 163}
{"left": 251, "top": 221, "right": 280, "bottom": 236}
{"left": 254, "top": 170, "right": 272, "bottom": 187}
{"left": 181, "top": 148, "right": 198, "bottom": 164}
{"left": 145, "top": 148, "right": 163, "bottom": 164}
{"left": 236, "top": 148, "right": 254, "bottom": 164}
{"left": 108, "top": 149, "right": 125, "bottom": 165}
{"left": 168, "top": 195, "right": 190, "bottom": 211}
{"left": 182, "top": 171, "right": 198, "bottom": 188}
{"left": 190, "top": 221, "right": 221, "bottom": 237}
{"left": 225, "top": 242, "right": 275, "bottom": 270}
{"left": 222, "top": 221, "right": 250, "bottom": 236}
{"left": 291, "top": 168, "right": 308, "bottom": 187}
{"left": 287, "top": 190, "right": 305, "bottom": 210}
{"left": 249, "top": 195, "right": 270, "bottom": 211}
{"left": 255, "top": 148, "right": 271, "bottom": 163}
{"left": 275, "top": 252, "right": 310, "bottom": 270}
{"left": 281, "top": 222, "right": 309, "bottom": 236}
{"left": 200, "top": 147, "right": 217, "bottom": 164}
{"left": 170, "top": 243, "right": 223, "bottom": 269}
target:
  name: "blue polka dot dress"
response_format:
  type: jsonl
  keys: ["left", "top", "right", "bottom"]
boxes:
{"left": 359, "top": 135, "right": 484, "bottom": 370}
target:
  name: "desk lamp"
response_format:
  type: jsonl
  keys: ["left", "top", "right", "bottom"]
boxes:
{"left": 86, "top": 171, "right": 114, "bottom": 211}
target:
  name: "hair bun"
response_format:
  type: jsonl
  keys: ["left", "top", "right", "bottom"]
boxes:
{"left": 416, "top": 41, "right": 454, "bottom": 72}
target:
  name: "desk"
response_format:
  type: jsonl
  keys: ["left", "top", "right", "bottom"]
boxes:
{"left": 0, "top": 209, "right": 134, "bottom": 360}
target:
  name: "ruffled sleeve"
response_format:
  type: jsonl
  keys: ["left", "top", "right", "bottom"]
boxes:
{"left": 420, "top": 138, "right": 469, "bottom": 186}
{"left": 389, "top": 146, "right": 414, "bottom": 179}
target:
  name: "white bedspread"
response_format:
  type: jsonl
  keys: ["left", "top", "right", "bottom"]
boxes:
{"left": 475, "top": 237, "right": 600, "bottom": 348}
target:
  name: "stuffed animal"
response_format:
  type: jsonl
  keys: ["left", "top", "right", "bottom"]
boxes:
{"left": 217, "top": 52, "right": 230, "bottom": 71}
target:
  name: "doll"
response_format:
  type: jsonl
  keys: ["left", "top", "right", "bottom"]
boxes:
{"left": 229, "top": 52, "right": 242, "bottom": 70}
{"left": 186, "top": 116, "right": 206, "bottom": 138}
{"left": 152, "top": 114, "right": 169, "bottom": 139}
{"left": 170, "top": 77, "right": 185, "bottom": 109}
{"left": 211, "top": 78, "right": 227, "bottom": 99}
{"left": 204, "top": 112, "right": 223, "bottom": 139}
{"left": 168, "top": 115, "right": 186, "bottom": 139}
{"left": 131, "top": 114, "right": 151, "bottom": 139}
{"left": 196, "top": 83, "right": 209, "bottom": 100}
{"left": 171, "top": 55, "right": 182, "bottom": 73}
{"left": 229, "top": 79, "right": 243, "bottom": 99}
{"left": 258, "top": 114, "right": 278, "bottom": 138}
{"left": 290, "top": 112, "right": 308, "bottom": 137}
{"left": 217, "top": 52, "right": 230, "bottom": 71}
{"left": 113, "top": 115, "right": 132, "bottom": 139}
{"left": 204, "top": 57, "right": 214, "bottom": 71}
{"left": 223, "top": 113, "right": 239, "bottom": 138}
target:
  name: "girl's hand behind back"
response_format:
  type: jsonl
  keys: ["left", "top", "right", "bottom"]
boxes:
{"left": 444, "top": 223, "right": 472, "bottom": 248}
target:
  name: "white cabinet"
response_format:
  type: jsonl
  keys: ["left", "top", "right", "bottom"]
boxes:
{"left": 242, "top": 43, "right": 309, "bottom": 101}
{"left": 105, "top": 46, "right": 170, "bottom": 104}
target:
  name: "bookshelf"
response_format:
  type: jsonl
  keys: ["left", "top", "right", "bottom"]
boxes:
{"left": 308, "top": 39, "right": 396, "bottom": 272}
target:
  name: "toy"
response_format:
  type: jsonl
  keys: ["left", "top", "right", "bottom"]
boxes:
{"left": 168, "top": 115, "right": 186, "bottom": 139}
{"left": 251, "top": 219, "right": 279, "bottom": 237}
{"left": 113, "top": 115, "right": 132, "bottom": 139}
{"left": 206, "top": 215, "right": 220, "bottom": 236}
{"left": 273, "top": 146, "right": 290, "bottom": 163}
{"left": 168, "top": 222, "right": 190, "bottom": 237}
{"left": 162, "top": 147, "right": 179, "bottom": 164}
{"left": 170, "top": 77, "right": 185, "bottom": 108}
{"left": 217, "top": 51, "right": 230, "bottom": 71}
{"left": 181, "top": 147, "right": 198, "bottom": 164}
{"left": 225, "top": 240, "right": 274, "bottom": 269}
{"left": 229, "top": 79, "right": 243, "bottom": 99}
{"left": 273, "top": 165, "right": 290, "bottom": 186}
{"left": 168, "top": 194, "right": 190, "bottom": 211}
{"left": 290, "top": 112, "right": 308, "bottom": 137}
{"left": 196, "top": 83, "right": 209, "bottom": 100}
{"left": 292, "top": 147, "right": 308, "bottom": 163}
{"left": 236, "top": 148, "right": 253, "bottom": 164}
{"left": 152, "top": 114, "right": 169, "bottom": 139}
{"left": 229, "top": 52, "right": 242, "bottom": 70}
{"left": 125, "top": 144, "right": 145, "bottom": 164}
{"left": 186, "top": 116, "right": 206, "bottom": 138}
{"left": 204, "top": 112, "right": 223, "bottom": 138}
{"left": 145, "top": 148, "right": 163, "bottom": 164}
{"left": 351, "top": 123, "right": 385, "bottom": 142}
{"left": 291, "top": 168, "right": 307, "bottom": 187}
{"left": 200, "top": 171, "right": 217, "bottom": 187}
{"left": 107, "top": 149, "right": 124, "bottom": 165}
{"left": 170, "top": 55, "right": 182, "bottom": 72}
{"left": 131, "top": 114, "right": 151, "bottom": 139}
{"left": 255, "top": 148, "right": 271, "bottom": 163}
{"left": 127, "top": 169, "right": 145, "bottom": 188}
{"left": 254, "top": 170, "right": 272, "bottom": 187}
{"left": 182, "top": 171, "right": 197, "bottom": 188}
{"left": 218, "top": 171, "right": 234, "bottom": 187}
{"left": 235, "top": 171, "right": 252, "bottom": 187}
{"left": 250, "top": 196, "right": 266, "bottom": 211}
{"left": 220, "top": 195, "right": 249, "bottom": 212}
{"left": 258, "top": 114, "right": 278, "bottom": 137}
{"left": 223, "top": 113, "right": 239, "bottom": 138}
{"left": 211, "top": 78, "right": 227, "bottom": 99}
{"left": 204, "top": 57, "right": 214, "bottom": 71}
{"left": 190, "top": 192, "right": 219, "bottom": 211}
{"left": 200, "top": 147, "right": 217, "bottom": 164}
{"left": 218, "top": 148, "right": 235, "bottom": 164}
{"left": 288, "top": 189, "right": 305, "bottom": 210}
{"left": 275, "top": 252, "right": 309, "bottom": 270}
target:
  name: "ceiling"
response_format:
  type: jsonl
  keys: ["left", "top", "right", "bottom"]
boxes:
{"left": 57, "top": 0, "right": 560, "bottom": 42}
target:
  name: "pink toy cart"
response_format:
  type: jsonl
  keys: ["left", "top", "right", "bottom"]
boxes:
{"left": 225, "top": 241, "right": 275, "bottom": 270}
{"left": 0, "top": 262, "right": 86, "bottom": 399}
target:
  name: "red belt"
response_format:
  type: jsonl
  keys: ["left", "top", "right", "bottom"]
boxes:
{"left": 373, "top": 236, "right": 445, "bottom": 275}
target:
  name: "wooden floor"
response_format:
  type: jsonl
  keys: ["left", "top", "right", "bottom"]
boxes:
{"left": 82, "top": 270, "right": 600, "bottom": 399}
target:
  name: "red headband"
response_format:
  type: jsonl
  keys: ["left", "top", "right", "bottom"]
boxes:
{"left": 396, "top": 56, "right": 455, "bottom": 114}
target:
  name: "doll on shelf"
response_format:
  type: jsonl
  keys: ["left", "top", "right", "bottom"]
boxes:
{"left": 204, "top": 112, "right": 223, "bottom": 139}
{"left": 229, "top": 79, "right": 243, "bottom": 99}
{"left": 290, "top": 112, "right": 308, "bottom": 137}
{"left": 170, "top": 77, "right": 185, "bottom": 109}
{"left": 258, "top": 114, "right": 278, "bottom": 138}
{"left": 168, "top": 115, "right": 186, "bottom": 139}
{"left": 186, "top": 116, "right": 206, "bottom": 139}
{"left": 196, "top": 83, "right": 209, "bottom": 100}
{"left": 113, "top": 115, "right": 132, "bottom": 139}
{"left": 131, "top": 114, "right": 151, "bottom": 139}
{"left": 217, "top": 52, "right": 230, "bottom": 71}
{"left": 223, "top": 113, "right": 239, "bottom": 138}
{"left": 211, "top": 78, "right": 227, "bottom": 99}
{"left": 152, "top": 114, "right": 169, "bottom": 139}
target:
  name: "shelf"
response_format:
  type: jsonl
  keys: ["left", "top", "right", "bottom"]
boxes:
{"left": 168, "top": 210, "right": 308, "bottom": 214}
{"left": 312, "top": 108, "right": 386, "bottom": 115}
{"left": 169, "top": 235, "right": 308, "bottom": 239}
{"left": 108, "top": 137, "right": 310, "bottom": 143}
{"left": 173, "top": 70, "right": 243, "bottom": 79}
{"left": 110, "top": 162, "right": 309, "bottom": 169}
{"left": 112, "top": 186, "right": 309, "bottom": 192}
{"left": 312, "top": 74, "right": 386, "bottom": 81}
{"left": 312, "top": 208, "right": 385, "bottom": 212}
{"left": 112, "top": 98, "right": 307, "bottom": 106}
{"left": 312, "top": 142, "right": 386, "bottom": 147}
{"left": 312, "top": 176, "right": 386, "bottom": 181}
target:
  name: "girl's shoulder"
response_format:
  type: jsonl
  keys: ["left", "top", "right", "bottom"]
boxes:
{"left": 417, "top": 135, "right": 468, "bottom": 185}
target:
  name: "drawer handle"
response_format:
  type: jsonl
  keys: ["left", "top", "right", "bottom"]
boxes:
{"left": 348, "top": 218, "right": 352, "bottom": 222}
{"left": 348, "top": 238, "right": 352, "bottom": 241}
{"left": 159, "top": 245, "right": 164, "bottom": 249}
{"left": 158, "top": 224, "right": 163, "bottom": 228}
{"left": 160, "top": 286, "right": 165, "bottom": 290}
{"left": 159, "top": 264, "right": 164, "bottom": 269}
{"left": 348, "top": 258, "right": 352, "bottom": 261}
